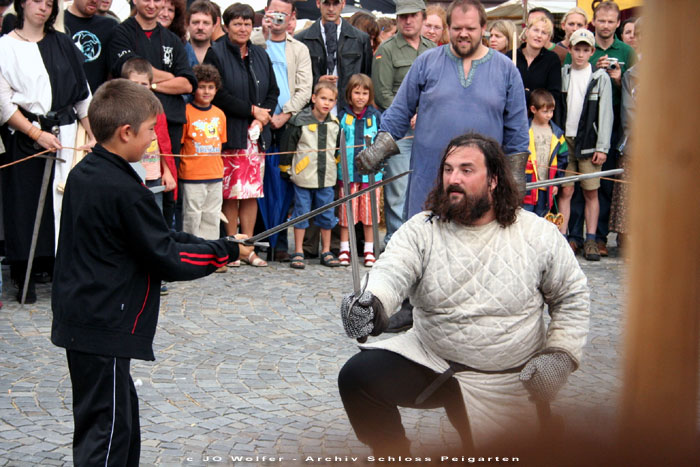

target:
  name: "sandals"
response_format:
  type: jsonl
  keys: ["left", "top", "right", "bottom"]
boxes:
{"left": 320, "top": 251, "right": 340, "bottom": 268}
{"left": 363, "top": 251, "right": 376, "bottom": 267}
{"left": 338, "top": 250, "right": 350, "bottom": 266}
{"left": 242, "top": 252, "right": 268, "bottom": 267}
{"left": 290, "top": 252, "right": 305, "bottom": 269}
{"left": 227, "top": 260, "right": 240, "bottom": 267}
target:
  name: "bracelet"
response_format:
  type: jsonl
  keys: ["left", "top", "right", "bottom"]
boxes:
{"left": 28, "top": 126, "right": 42, "bottom": 141}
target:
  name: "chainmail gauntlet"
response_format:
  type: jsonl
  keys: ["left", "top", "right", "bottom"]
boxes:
{"left": 340, "top": 291, "right": 385, "bottom": 338}
{"left": 519, "top": 351, "right": 576, "bottom": 402}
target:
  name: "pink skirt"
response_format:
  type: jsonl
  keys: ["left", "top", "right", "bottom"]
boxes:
{"left": 338, "top": 182, "right": 381, "bottom": 227}
{"left": 222, "top": 136, "right": 265, "bottom": 200}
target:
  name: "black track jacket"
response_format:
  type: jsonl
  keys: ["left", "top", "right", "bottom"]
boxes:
{"left": 51, "top": 145, "right": 238, "bottom": 361}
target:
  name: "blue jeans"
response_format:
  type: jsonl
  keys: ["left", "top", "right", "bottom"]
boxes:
{"left": 383, "top": 130, "right": 412, "bottom": 246}
{"left": 291, "top": 185, "right": 337, "bottom": 230}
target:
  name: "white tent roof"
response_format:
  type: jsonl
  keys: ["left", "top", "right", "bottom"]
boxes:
{"left": 486, "top": 0, "right": 577, "bottom": 18}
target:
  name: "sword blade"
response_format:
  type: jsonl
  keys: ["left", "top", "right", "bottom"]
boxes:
{"left": 525, "top": 168, "right": 624, "bottom": 190}
{"left": 340, "top": 130, "right": 361, "bottom": 294}
{"left": 22, "top": 157, "right": 54, "bottom": 305}
{"left": 237, "top": 170, "right": 411, "bottom": 245}
{"left": 366, "top": 136, "right": 381, "bottom": 260}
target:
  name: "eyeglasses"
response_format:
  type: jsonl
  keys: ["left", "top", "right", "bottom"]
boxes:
{"left": 424, "top": 25, "right": 443, "bottom": 31}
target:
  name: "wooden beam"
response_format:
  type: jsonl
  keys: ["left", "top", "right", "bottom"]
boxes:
{"left": 619, "top": 0, "right": 700, "bottom": 461}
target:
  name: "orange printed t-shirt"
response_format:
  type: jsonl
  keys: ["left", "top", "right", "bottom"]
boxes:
{"left": 180, "top": 103, "right": 227, "bottom": 181}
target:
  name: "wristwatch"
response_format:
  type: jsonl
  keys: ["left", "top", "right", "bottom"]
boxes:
{"left": 151, "top": 83, "right": 157, "bottom": 91}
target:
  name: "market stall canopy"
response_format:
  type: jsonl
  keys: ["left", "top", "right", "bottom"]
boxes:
{"left": 486, "top": 0, "right": 577, "bottom": 19}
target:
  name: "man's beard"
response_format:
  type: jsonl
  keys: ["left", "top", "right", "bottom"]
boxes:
{"left": 450, "top": 34, "right": 482, "bottom": 59}
{"left": 190, "top": 35, "right": 211, "bottom": 47}
{"left": 433, "top": 184, "right": 492, "bottom": 225}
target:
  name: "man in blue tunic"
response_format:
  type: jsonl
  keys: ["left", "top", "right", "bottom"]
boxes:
{"left": 357, "top": 0, "right": 529, "bottom": 221}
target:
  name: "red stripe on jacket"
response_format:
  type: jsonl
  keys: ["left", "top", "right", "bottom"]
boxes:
{"left": 180, "top": 258, "right": 228, "bottom": 267}
{"left": 179, "top": 251, "right": 228, "bottom": 261}
{"left": 131, "top": 275, "right": 151, "bottom": 334}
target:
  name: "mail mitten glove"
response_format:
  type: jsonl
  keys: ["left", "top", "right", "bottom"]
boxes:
{"left": 354, "top": 131, "right": 400, "bottom": 174}
{"left": 519, "top": 351, "right": 576, "bottom": 402}
{"left": 340, "top": 291, "right": 387, "bottom": 338}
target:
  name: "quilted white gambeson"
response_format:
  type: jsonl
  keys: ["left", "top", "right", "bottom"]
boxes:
{"left": 363, "top": 209, "right": 590, "bottom": 370}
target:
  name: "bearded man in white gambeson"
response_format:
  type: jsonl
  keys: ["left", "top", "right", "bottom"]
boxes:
{"left": 338, "top": 132, "right": 590, "bottom": 455}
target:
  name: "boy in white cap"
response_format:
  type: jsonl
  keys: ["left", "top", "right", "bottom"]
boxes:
{"left": 557, "top": 28, "right": 614, "bottom": 261}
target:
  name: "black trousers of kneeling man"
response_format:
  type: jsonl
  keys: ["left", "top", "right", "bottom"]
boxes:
{"left": 338, "top": 349, "right": 473, "bottom": 455}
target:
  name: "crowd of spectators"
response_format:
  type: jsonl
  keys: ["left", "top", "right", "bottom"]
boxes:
{"left": 0, "top": 0, "right": 639, "bottom": 305}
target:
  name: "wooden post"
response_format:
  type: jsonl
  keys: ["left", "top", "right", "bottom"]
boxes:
{"left": 619, "top": 0, "right": 700, "bottom": 461}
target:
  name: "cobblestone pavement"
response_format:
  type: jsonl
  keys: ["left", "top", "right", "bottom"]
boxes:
{"left": 0, "top": 241, "right": 626, "bottom": 466}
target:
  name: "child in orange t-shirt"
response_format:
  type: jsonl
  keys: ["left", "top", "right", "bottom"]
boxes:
{"left": 180, "top": 64, "right": 227, "bottom": 240}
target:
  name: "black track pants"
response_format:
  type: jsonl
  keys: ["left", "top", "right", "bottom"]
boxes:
{"left": 67, "top": 350, "right": 140, "bottom": 467}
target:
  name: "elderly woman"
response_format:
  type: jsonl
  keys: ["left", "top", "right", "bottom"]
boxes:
{"left": 422, "top": 4, "right": 447, "bottom": 45}
{"left": 488, "top": 19, "right": 516, "bottom": 54}
{"left": 553, "top": 7, "right": 588, "bottom": 64}
{"left": 204, "top": 2, "right": 278, "bottom": 267}
{"left": 514, "top": 15, "right": 562, "bottom": 106}
{"left": 0, "top": 0, "right": 93, "bottom": 302}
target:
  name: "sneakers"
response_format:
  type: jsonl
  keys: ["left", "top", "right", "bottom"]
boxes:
{"left": 160, "top": 284, "right": 169, "bottom": 296}
{"left": 596, "top": 240, "right": 609, "bottom": 257}
{"left": 583, "top": 239, "right": 601, "bottom": 261}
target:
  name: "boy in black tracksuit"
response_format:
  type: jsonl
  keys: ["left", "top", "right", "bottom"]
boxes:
{"left": 51, "top": 79, "right": 252, "bottom": 466}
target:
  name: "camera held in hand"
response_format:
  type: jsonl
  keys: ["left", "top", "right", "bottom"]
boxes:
{"left": 269, "top": 12, "right": 287, "bottom": 25}
{"left": 607, "top": 57, "right": 619, "bottom": 70}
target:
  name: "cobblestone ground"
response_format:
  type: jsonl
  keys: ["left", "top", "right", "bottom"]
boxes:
{"left": 0, "top": 241, "right": 626, "bottom": 466}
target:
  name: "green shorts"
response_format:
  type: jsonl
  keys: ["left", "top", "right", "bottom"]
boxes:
{"left": 562, "top": 137, "right": 603, "bottom": 190}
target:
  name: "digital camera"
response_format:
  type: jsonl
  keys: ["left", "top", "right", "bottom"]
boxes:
{"left": 270, "top": 12, "right": 286, "bottom": 25}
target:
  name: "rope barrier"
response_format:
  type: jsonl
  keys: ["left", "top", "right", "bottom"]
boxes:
{"left": 0, "top": 140, "right": 630, "bottom": 186}
{"left": 0, "top": 148, "right": 57, "bottom": 170}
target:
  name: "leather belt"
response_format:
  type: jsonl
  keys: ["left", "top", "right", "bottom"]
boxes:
{"left": 415, "top": 360, "right": 526, "bottom": 405}
{"left": 20, "top": 106, "right": 77, "bottom": 132}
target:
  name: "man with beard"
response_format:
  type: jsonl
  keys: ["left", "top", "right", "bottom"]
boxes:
{"left": 356, "top": 0, "right": 529, "bottom": 331}
{"left": 338, "top": 133, "right": 590, "bottom": 455}
{"left": 356, "top": 0, "right": 529, "bottom": 222}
